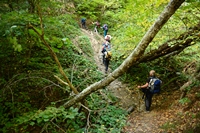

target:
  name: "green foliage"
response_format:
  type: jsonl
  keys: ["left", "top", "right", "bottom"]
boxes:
{"left": 3, "top": 106, "right": 85, "bottom": 133}
{"left": 108, "top": 0, "right": 200, "bottom": 61}
{"left": 161, "top": 121, "right": 176, "bottom": 131}
{"left": 1, "top": 0, "right": 200, "bottom": 132}
{"left": 86, "top": 91, "right": 127, "bottom": 132}
{"left": 0, "top": 1, "right": 103, "bottom": 132}
{"left": 77, "top": 35, "right": 93, "bottom": 57}
{"left": 90, "top": 105, "right": 127, "bottom": 133}
{"left": 179, "top": 97, "right": 191, "bottom": 105}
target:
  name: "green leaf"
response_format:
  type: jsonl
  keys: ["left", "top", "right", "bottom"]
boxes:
{"left": 43, "top": 115, "right": 49, "bottom": 119}
{"left": 29, "top": 122, "right": 35, "bottom": 126}
{"left": 44, "top": 119, "right": 49, "bottom": 122}
{"left": 37, "top": 118, "right": 42, "bottom": 124}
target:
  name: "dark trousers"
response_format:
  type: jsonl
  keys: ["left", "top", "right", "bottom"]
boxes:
{"left": 145, "top": 90, "right": 153, "bottom": 111}
{"left": 103, "top": 55, "right": 109, "bottom": 72}
{"left": 82, "top": 22, "right": 86, "bottom": 29}
{"left": 103, "top": 55, "right": 105, "bottom": 65}
{"left": 104, "top": 59, "right": 109, "bottom": 72}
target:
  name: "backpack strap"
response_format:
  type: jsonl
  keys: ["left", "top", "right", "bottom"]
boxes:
{"left": 148, "top": 77, "right": 157, "bottom": 88}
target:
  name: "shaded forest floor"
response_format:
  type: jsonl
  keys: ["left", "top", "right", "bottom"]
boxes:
{"left": 82, "top": 29, "right": 200, "bottom": 133}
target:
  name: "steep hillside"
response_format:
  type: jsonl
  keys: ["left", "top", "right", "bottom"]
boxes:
{"left": 82, "top": 29, "right": 200, "bottom": 133}
{"left": 0, "top": 0, "right": 200, "bottom": 132}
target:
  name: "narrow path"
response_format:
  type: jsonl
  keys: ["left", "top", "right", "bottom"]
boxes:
{"left": 81, "top": 29, "right": 179, "bottom": 133}
{"left": 81, "top": 29, "right": 136, "bottom": 110}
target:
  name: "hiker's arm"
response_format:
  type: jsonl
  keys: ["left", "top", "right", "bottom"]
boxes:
{"left": 138, "top": 83, "right": 148, "bottom": 89}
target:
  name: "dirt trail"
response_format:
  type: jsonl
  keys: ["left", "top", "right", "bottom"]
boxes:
{"left": 81, "top": 29, "right": 171, "bottom": 133}
{"left": 81, "top": 29, "right": 136, "bottom": 109}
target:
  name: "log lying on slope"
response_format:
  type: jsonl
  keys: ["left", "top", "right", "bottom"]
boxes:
{"left": 138, "top": 22, "right": 200, "bottom": 63}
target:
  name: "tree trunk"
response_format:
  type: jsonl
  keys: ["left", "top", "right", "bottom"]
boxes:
{"left": 180, "top": 69, "right": 200, "bottom": 99}
{"left": 138, "top": 22, "right": 200, "bottom": 63}
{"left": 64, "top": 0, "right": 185, "bottom": 108}
{"left": 28, "top": 3, "right": 79, "bottom": 95}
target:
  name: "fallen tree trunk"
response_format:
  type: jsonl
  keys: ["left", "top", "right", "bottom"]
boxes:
{"left": 138, "top": 22, "right": 200, "bottom": 63}
{"left": 180, "top": 71, "right": 200, "bottom": 99}
{"left": 63, "top": 0, "right": 185, "bottom": 108}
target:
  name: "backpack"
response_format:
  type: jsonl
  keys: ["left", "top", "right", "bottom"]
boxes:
{"left": 103, "top": 24, "right": 108, "bottom": 30}
{"left": 81, "top": 18, "right": 86, "bottom": 23}
{"left": 105, "top": 51, "right": 112, "bottom": 60}
{"left": 148, "top": 77, "right": 162, "bottom": 94}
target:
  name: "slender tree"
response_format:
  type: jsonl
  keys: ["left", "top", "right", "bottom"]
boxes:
{"left": 28, "top": 3, "right": 79, "bottom": 94}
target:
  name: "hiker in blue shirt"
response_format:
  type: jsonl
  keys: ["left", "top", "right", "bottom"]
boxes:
{"left": 102, "top": 24, "right": 108, "bottom": 37}
{"left": 138, "top": 70, "right": 156, "bottom": 112}
{"left": 101, "top": 41, "right": 111, "bottom": 73}
{"left": 81, "top": 18, "right": 86, "bottom": 29}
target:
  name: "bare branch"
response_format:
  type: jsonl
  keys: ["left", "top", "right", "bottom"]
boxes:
{"left": 36, "top": 3, "right": 44, "bottom": 36}
{"left": 54, "top": 75, "right": 69, "bottom": 86}
{"left": 4, "top": 76, "right": 67, "bottom": 91}
{"left": 80, "top": 103, "right": 91, "bottom": 132}
{"left": 51, "top": 121, "right": 66, "bottom": 133}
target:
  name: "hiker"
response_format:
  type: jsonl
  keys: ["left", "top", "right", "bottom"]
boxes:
{"left": 81, "top": 18, "right": 86, "bottom": 29}
{"left": 137, "top": 70, "right": 158, "bottom": 112}
{"left": 101, "top": 41, "right": 111, "bottom": 73}
{"left": 105, "top": 33, "right": 112, "bottom": 43}
{"left": 92, "top": 21, "right": 101, "bottom": 33}
{"left": 102, "top": 24, "right": 108, "bottom": 37}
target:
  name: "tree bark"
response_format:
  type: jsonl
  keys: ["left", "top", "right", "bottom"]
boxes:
{"left": 138, "top": 22, "right": 200, "bottom": 63}
{"left": 64, "top": 0, "right": 185, "bottom": 108}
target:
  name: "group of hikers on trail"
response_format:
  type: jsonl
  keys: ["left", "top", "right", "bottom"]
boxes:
{"left": 100, "top": 24, "right": 112, "bottom": 73}
{"left": 81, "top": 18, "right": 112, "bottom": 73}
{"left": 81, "top": 18, "right": 109, "bottom": 37}
{"left": 101, "top": 25, "right": 111, "bottom": 73}
{"left": 81, "top": 18, "right": 162, "bottom": 112}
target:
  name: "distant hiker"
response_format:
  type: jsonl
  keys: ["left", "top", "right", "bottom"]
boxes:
{"left": 105, "top": 34, "right": 112, "bottom": 43}
{"left": 81, "top": 18, "right": 86, "bottom": 29}
{"left": 102, "top": 24, "right": 108, "bottom": 37}
{"left": 92, "top": 21, "right": 101, "bottom": 33}
{"left": 101, "top": 41, "right": 111, "bottom": 73}
{"left": 138, "top": 70, "right": 162, "bottom": 112}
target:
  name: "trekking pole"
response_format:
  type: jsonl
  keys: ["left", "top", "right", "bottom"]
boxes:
{"left": 137, "top": 89, "right": 141, "bottom": 112}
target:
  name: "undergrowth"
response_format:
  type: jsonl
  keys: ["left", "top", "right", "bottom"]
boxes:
{"left": 0, "top": 1, "right": 127, "bottom": 132}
